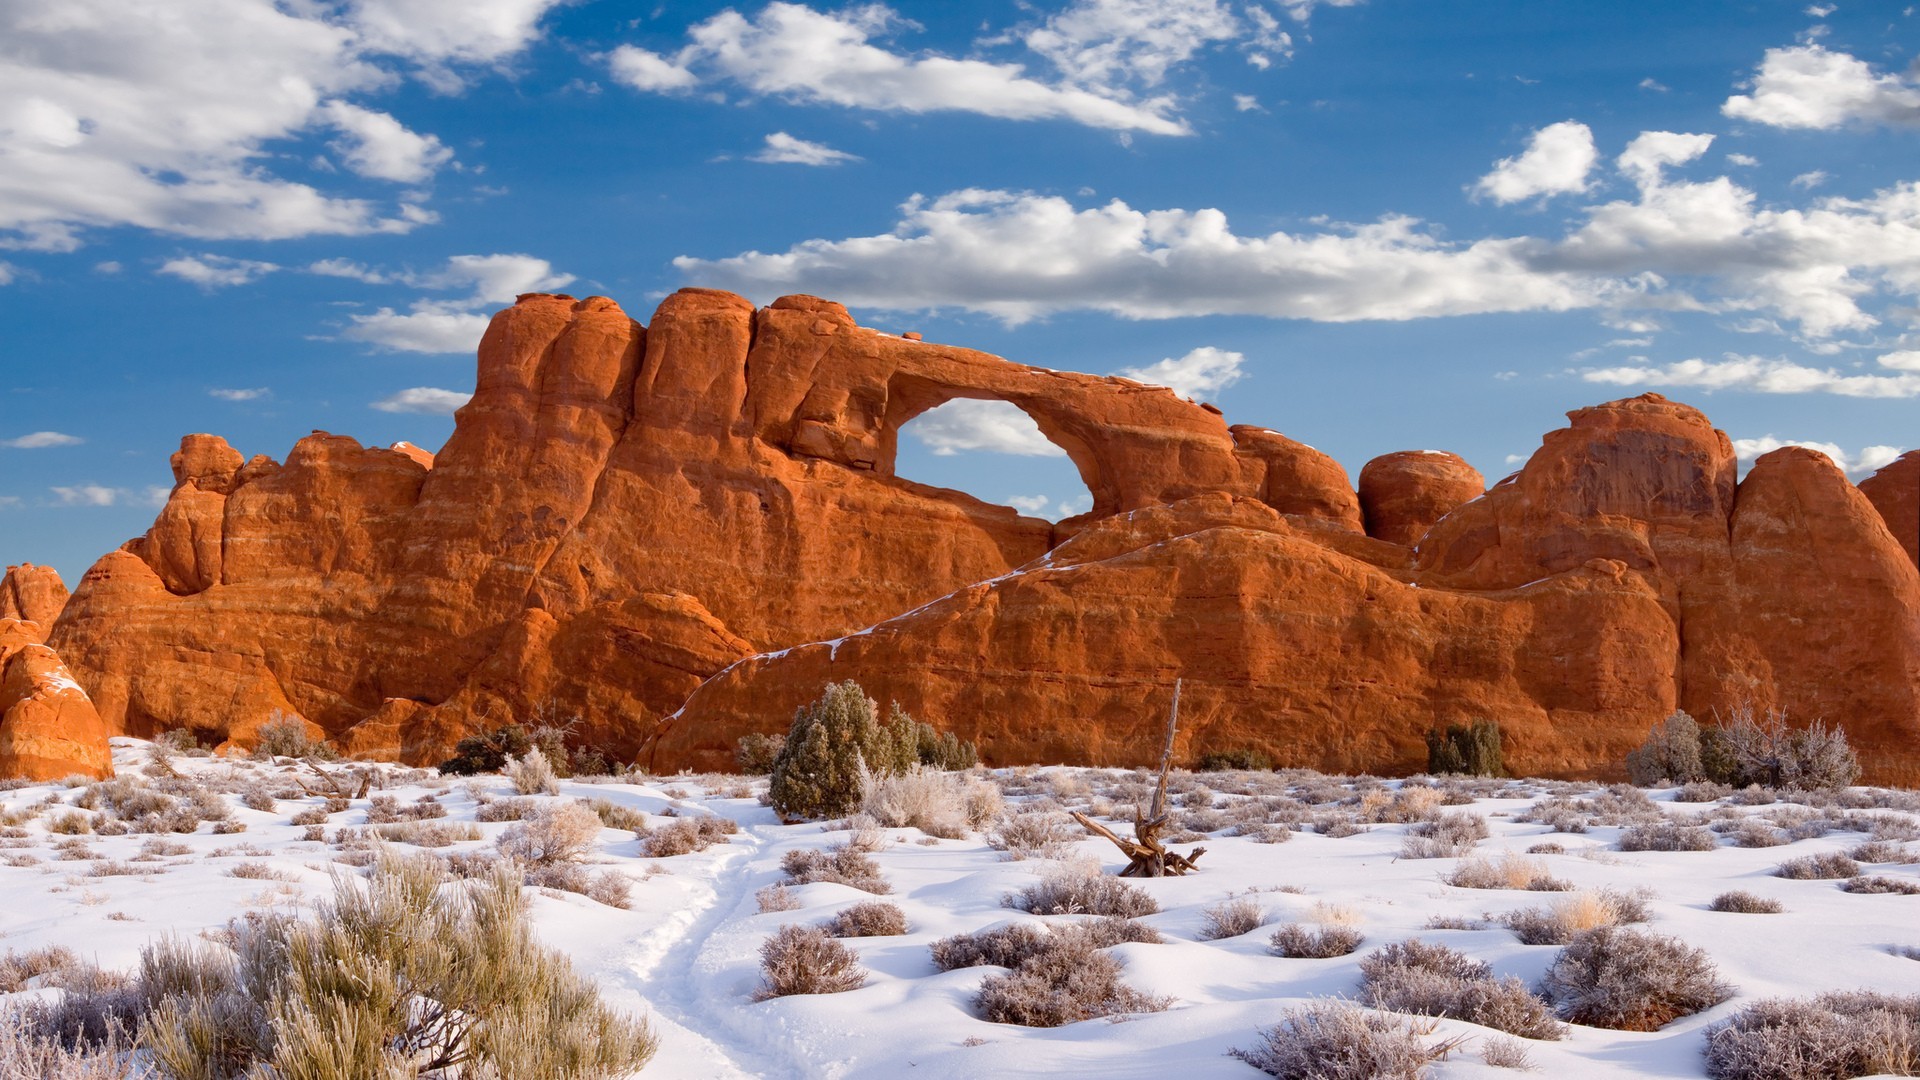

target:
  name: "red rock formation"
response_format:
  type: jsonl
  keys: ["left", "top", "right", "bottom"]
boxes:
{"left": 29, "top": 293, "right": 1920, "bottom": 785}
{"left": 0, "top": 564, "right": 69, "bottom": 636}
{"left": 1358, "top": 451, "right": 1484, "bottom": 546}
{"left": 1860, "top": 450, "right": 1920, "bottom": 567}
{"left": 0, "top": 625, "right": 112, "bottom": 780}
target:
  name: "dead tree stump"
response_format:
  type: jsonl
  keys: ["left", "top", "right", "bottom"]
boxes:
{"left": 1070, "top": 680, "right": 1206, "bottom": 877}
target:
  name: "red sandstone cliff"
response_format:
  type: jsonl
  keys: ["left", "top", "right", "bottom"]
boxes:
{"left": 29, "top": 290, "right": 1920, "bottom": 784}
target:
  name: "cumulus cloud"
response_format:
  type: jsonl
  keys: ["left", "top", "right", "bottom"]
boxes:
{"left": 1730, "top": 434, "right": 1903, "bottom": 474}
{"left": 371, "top": 386, "right": 472, "bottom": 414}
{"left": 1116, "top": 346, "right": 1245, "bottom": 398}
{"left": 1023, "top": 0, "right": 1240, "bottom": 91}
{"left": 1582, "top": 353, "right": 1920, "bottom": 398}
{"left": 0, "top": 0, "right": 562, "bottom": 250}
{"left": 1276, "top": 0, "right": 1364, "bottom": 22}
{"left": 906, "top": 399, "right": 1066, "bottom": 457}
{"left": 1723, "top": 44, "right": 1920, "bottom": 129}
{"left": 50, "top": 483, "right": 121, "bottom": 506}
{"left": 1616, "top": 131, "right": 1714, "bottom": 189}
{"left": 607, "top": 3, "right": 1189, "bottom": 135}
{"left": 1003, "top": 492, "right": 1093, "bottom": 519}
{"left": 338, "top": 253, "right": 574, "bottom": 353}
{"left": 1474, "top": 121, "right": 1598, "bottom": 204}
{"left": 209, "top": 387, "right": 270, "bottom": 401}
{"left": 750, "top": 132, "right": 860, "bottom": 165}
{"left": 158, "top": 254, "right": 280, "bottom": 288}
{"left": 3, "top": 431, "right": 83, "bottom": 448}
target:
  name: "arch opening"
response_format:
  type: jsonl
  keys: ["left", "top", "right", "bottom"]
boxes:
{"left": 889, "top": 395, "right": 1097, "bottom": 523}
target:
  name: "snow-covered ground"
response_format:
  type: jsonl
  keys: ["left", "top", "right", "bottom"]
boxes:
{"left": 2, "top": 739, "right": 1917, "bottom": 1078}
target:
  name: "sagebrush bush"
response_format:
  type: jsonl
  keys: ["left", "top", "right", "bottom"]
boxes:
{"left": 1709, "top": 890, "right": 1785, "bottom": 913}
{"left": 1775, "top": 852, "right": 1861, "bottom": 879}
{"left": 826, "top": 901, "right": 907, "bottom": 938}
{"left": 1617, "top": 821, "right": 1718, "bottom": 852}
{"left": 0, "top": 1005, "right": 133, "bottom": 1079}
{"left": 1231, "top": 1001, "right": 1459, "bottom": 1079}
{"left": 1399, "top": 811, "right": 1488, "bottom": 859}
{"left": 640, "top": 815, "right": 736, "bottom": 857}
{"left": 988, "top": 809, "right": 1079, "bottom": 861}
{"left": 780, "top": 846, "right": 891, "bottom": 894}
{"left": 1541, "top": 927, "right": 1731, "bottom": 1030}
{"left": 1625, "top": 711, "right": 1705, "bottom": 786}
{"left": 1359, "top": 938, "right": 1563, "bottom": 1040}
{"left": 1004, "top": 864, "right": 1158, "bottom": 917}
{"left": 1199, "top": 896, "right": 1267, "bottom": 940}
{"left": 1840, "top": 875, "right": 1920, "bottom": 895}
{"left": 955, "top": 920, "right": 1168, "bottom": 1027}
{"left": 1705, "top": 991, "right": 1920, "bottom": 1080}
{"left": 767, "top": 682, "right": 916, "bottom": 821}
{"left": 1503, "top": 889, "right": 1646, "bottom": 945}
{"left": 1425, "top": 720, "right": 1504, "bottom": 777}
{"left": 1269, "top": 923, "right": 1364, "bottom": 959}
{"left": 753, "top": 924, "right": 867, "bottom": 1000}
{"left": 505, "top": 749, "right": 560, "bottom": 796}
{"left": 249, "top": 715, "right": 337, "bottom": 761}
{"left": 495, "top": 801, "right": 603, "bottom": 867}
{"left": 139, "top": 850, "right": 655, "bottom": 1078}
{"left": 584, "top": 798, "right": 646, "bottom": 832}
{"left": 1708, "top": 706, "right": 1861, "bottom": 790}
{"left": 1447, "top": 852, "right": 1568, "bottom": 891}
{"left": 859, "top": 766, "right": 998, "bottom": 839}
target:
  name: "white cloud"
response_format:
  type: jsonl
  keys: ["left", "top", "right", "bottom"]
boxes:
{"left": 1116, "top": 346, "right": 1245, "bottom": 398}
{"left": 1277, "top": 0, "right": 1364, "bottom": 22}
{"left": 1804, "top": 3, "right": 1836, "bottom": 16}
{"left": 1790, "top": 169, "right": 1830, "bottom": 190}
{"left": 1730, "top": 434, "right": 1902, "bottom": 474}
{"left": 51, "top": 484, "right": 121, "bottom": 506}
{"left": 338, "top": 253, "right": 573, "bottom": 353}
{"left": 371, "top": 386, "right": 472, "bottom": 414}
{"left": 0, "top": 0, "right": 562, "bottom": 251}
{"left": 1023, "top": 0, "right": 1240, "bottom": 91}
{"left": 1233, "top": 94, "right": 1262, "bottom": 112}
{"left": 1723, "top": 44, "right": 1920, "bottom": 129}
{"left": 750, "top": 132, "right": 860, "bottom": 165}
{"left": 675, "top": 188, "right": 1598, "bottom": 325}
{"left": 1616, "top": 131, "right": 1714, "bottom": 189}
{"left": 1474, "top": 121, "right": 1598, "bottom": 204}
{"left": 415, "top": 253, "right": 573, "bottom": 304}
{"left": 608, "top": 3, "right": 1189, "bottom": 135}
{"left": 0, "top": 262, "right": 13, "bottom": 285}
{"left": 906, "top": 399, "right": 1066, "bottom": 457}
{"left": 1726, "top": 152, "right": 1760, "bottom": 167}
{"left": 320, "top": 101, "right": 453, "bottom": 183}
{"left": 343, "top": 309, "right": 493, "bottom": 354}
{"left": 1582, "top": 353, "right": 1920, "bottom": 398}
{"left": 3, "top": 431, "right": 82, "bottom": 448}
{"left": 209, "top": 387, "right": 270, "bottom": 401}
{"left": 1879, "top": 349, "right": 1920, "bottom": 371}
{"left": 307, "top": 258, "right": 393, "bottom": 283}
{"left": 157, "top": 254, "right": 279, "bottom": 288}
{"left": 1005, "top": 494, "right": 1052, "bottom": 514}
{"left": 1639, "top": 77, "right": 1670, "bottom": 92}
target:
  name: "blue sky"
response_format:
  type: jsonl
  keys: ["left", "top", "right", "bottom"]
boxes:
{"left": 3, "top": 0, "right": 1918, "bottom": 584}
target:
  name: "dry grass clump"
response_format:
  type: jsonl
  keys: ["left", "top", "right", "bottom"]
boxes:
{"left": 1481, "top": 1034, "right": 1535, "bottom": 1070}
{"left": 224, "top": 862, "right": 294, "bottom": 881}
{"left": 1674, "top": 781, "right": 1734, "bottom": 802}
{"left": 756, "top": 884, "right": 800, "bottom": 913}
{"left": 584, "top": 798, "right": 646, "bottom": 832}
{"left": 0, "top": 1005, "right": 135, "bottom": 1079}
{"left": 363, "top": 794, "right": 446, "bottom": 825}
{"left": 287, "top": 806, "right": 328, "bottom": 827}
{"left": 987, "top": 809, "right": 1079, "bottom": 861}
{"left": 1775, "top": 852, "right": 1861, "bottom": 879}
{"left": 1447, "top": 852, "right": 1570, "bottom": 891}
{"left": 1839, "top": 875, "right": 1920, "bottom": 895}
{"left": 753, "top": 924, "right": 867, "bottom": 1000}
{"left": 1199, "top": 896, "right": 1268, "bottom": 940}
{"left": 1399, "top": 811, "right": 1489, "bottom": 860}
{"left": 1704, "top": 991, "right": 1920, "bottom": 1080}
{"left": 138, "top": 851, "right": 655, "bottom": 1077}
{"left": 0, "top": 946, "right": 83, "bottom": 992}
{"left": 1541, "top": 927, "right": 1731, "bottom": 1030}
{"left": 1269, "top": 906, "right": 1364, "bottom": 959}
{"left": 1230, "top": 1001, "right": 1462, "bottom": 1079}
{"left": 1360, "top": 785, "right": 1444, "bottom": 824}
{"left": 826, "top": 901, "right": 907, "bottom": 938}
{"left": 506, "top": 748, "right": 560, "bottom": 796}
{"left": 474, "top": 797, "right": 541, "bottom": 823}
{"left": 1003, "top": 863, "right": 1157, "bottom": 917}
{"left": 1719, "top": 820, "right": 1786, "bottom": 848}
{"left": 1315, "top": 814, "right": 1369, "bottom": 838}
{"left": 1848, "top": 840, "right": 1913, "bottom": 863}
{"left": 1502, "top": 889, "right": 1649, "bottom": 945}
{"left": 371, "top": 820, "right": 483, "bottom": 847}
{"left": 1709, "top": 891, "right": 1785, "bottom": 913}
{"left": 640, "top": 815, "right": 737, "bottom": 857}
{"left": 1617, "top": 821, "right": 1718, "bottom": 852}
{"left": 781, "top": 845, "right": 892, "bottom": 894}
{"left": 1359, "top": 938, "right": 1563, "bottom": 1040}
{"left": 860, "top": 767, "right": 1001, "bottom": 839}
{"left": 495, "top": 801, "right": 603, "bottom": 866}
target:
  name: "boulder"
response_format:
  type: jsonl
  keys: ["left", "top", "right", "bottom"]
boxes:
{"left": 0, "top": 564, "right": 68, "bottom": 635}
{"left": 0, "top": 632, "right": 112, "bottom": 780}
{"left": 1358, "top": 450, "right": 1484, "bottom": 546}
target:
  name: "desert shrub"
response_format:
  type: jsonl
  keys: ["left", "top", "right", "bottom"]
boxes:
{"left": 912, "top": 722, "right": 978, "bottom": 771}
{"left": 1269, "top": 923, "right": 1364, "bottom": 959}
{"left": 249, "top": 715, "right": 336, "bottom": 761}
{"left": 767, "top": 682, "right": 919, "bottom": 821}
{"left": 1704, "top": 991, "right": 1920, "bottom": 1080}
{"left": 780, "top": 846, "right": 891, "bottom": 894}
{"left": 1004, "top": 865, "right": 1157, "bottom": 917}
{"left": 1625, "top": 711, "right": 1705, "bottom": 786}
{"left": 0, "top": 946, "right": 84, "bottom": 993}
{"left": 1359, "top": 938, "right": 1563, "bottom": 1040}
{"left": 1541, "top": 927, "right": 1731, "bottom": 1030}
{"left": 755, "top": 884, "right": 799, "bottom": 913}
{"left": 1481, "top": 1035, "right": 1535, "bottom": 1070}
{"left": 1400, "top": 812, "right": 1489, "bottom": 859}
{"left": 826, "top": 901, "right": 907, "bottom": 938}
{"left": 1675, "top": 780, "right": 1735, "bottom": 802}
{"left": 1425, "top": 720, "right": 1504, "bottom": 777}
{"left": 1708, "top": 706, "right": 1861, "bottom": 790}
{"left": 46, "top": 811, "right": 92, "bottom": 835}
{"left": 495, "top": 801, "right": 603, "bottom": 867}
{"left": 1503, "top": 889, "right": 1646, "bottom": 945}
{"left": 1527, "top": 841, "right": 1565, "bottom": 855}
{"left": 1849, "top": 840, "right": 1913, "bottom": 863}
{"left": 1617, "top": 821, "right": 1718, "bottom": 852}
{"left": 931, "top": 923, "right": 1052, "bottom": 971}
{"left": 1775, "top": 852, "right": 1861, "bottom": 879}
{"left": 1199, "top": 896, "right": 1267, "bottom": 940}
{"left": 583, "top": 798, "right": 646, "bottom": 832}
{"left": 363, "top": 795, "right": 446, "bottom": 825}
{"left": 734, "top": 733, "right": 784, "bottom": 774}
{"left": 640, "top": 816, "right": 736, "bottom": 857}
{"left": 1231, "top": 1001, "right": 1460, "bottom": 1079}
{"left": 965, "top": 921, "right": 1167, "bottom": 1027}
{"left": 0, "top": 1004, "right": 135, "bottom": 1078}
{"left": 1447, "top": 852, "right": 1569, "bottom": 891}
{"left": 753, "top": 924, "right": 866, "bottom": 1000}
{"left": 1840, "top": 875, "right": 1920, "bottom": 895}
{"left": 137, "top": 851, "right": 654, "bottom": 1078}
{"left": 237, "top": 788, "right": 275, "bottom": 813}
{"left": 1710, "top": 891, "right": 1785, "bottom": 913}
{"left": 474, "top": 797, "right": 540, "bottom": 823}
{"left": 859, "top": 766, "right": 997, "bottom": 839}
{"left": 436, "top": 724, "right": 533, "bottom": 776}
{"left": 1721, "top": 820, "right": 1786, "bottom": 848}
{"left": 1195, "top": 749, "right": 1273, "bottom": 772}
{"left": 372, "top": 820, "right": 482, "bottom": 847}
{"left": 505, "top": 748, "right": 560, "bottom": 797}
{"left": 988, "top": 809, "right": 1079, "bottom": 861}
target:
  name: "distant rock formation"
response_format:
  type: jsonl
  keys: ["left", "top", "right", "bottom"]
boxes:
{"left": 1, "top": 564, "right": 69, "bottom": 637}
{"left": 30, "top": 290, "right": 1920, "bottom": 784}
{"left": 0, "top": 619, "right": 111, "bottom": 780}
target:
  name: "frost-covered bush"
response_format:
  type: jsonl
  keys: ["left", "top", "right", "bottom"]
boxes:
{"left": 1447, "top": 852, "right": 1569, "bottom": 891}
{"left": 1840, "top": 875, "right": 1920, "bottom": 895}
{"left": 1617, "top": 821, "right": 1717, "bottom": 852}
{"left": 1269, "top": 923, "right": 1364, "bottom": 959}
{"left": 1231, "top": 1001, "right": 1457, "bottom": 1079}
{"left": 753, "top": 925, "right": 867, "bottom": 1000}
{"left": 639, "top": 815, "right": 736, "bottom": 857}
{"left": 1399, "top": 811, "right": 1488, "bottom": 859}
{"left": 988, "top": 809, "right": 1079, "bottom": 861}
{"left": 967, "top": 922, "right": 1168, "bottom": 1027}
{"left": 1541, "top": 927, "right": 1731, "bottom": 1030}
{"left": 1359, "top": 939, "right": 1562, "bottom": 1040}
{"left": 859, "top": 766, "right": 998, "bottom": 839}
{"left": 1705, "top": 991, "right": 1920, "bottom": 1080}
{"left": 826, "top": 902, "right": 907, "bottom": 938}
{"left": 505, "top": 748, "right": 560, "bottom": 796}
{"left": 1004, "top": 864, "right": 1157, "bottom": 917}
{"left": 1503, "top": 890, "right": 1647, "bottom": 945}
{"left": 1708, "top": 707, "right": 1860, "bottom": 790}
{"left": 780, "top": 846, "right": 891, "bottom": 894}
{"left": 495, "top": 801, "right": 603, "bottom": 867}
{"left": 1199, "top": 896, "right": 1267, "bottom": 940}
{"left": 249, "top": 714, "right": 337, "bottom": 761}
{"left": 1625, "top": 711, "right": 1704, "bottom": 786}
{"left": 1709, "top": 891, "right": 1784, "bottom": 914}
{"left": 1775, "top": 853, "right": 1861, "bottom": 880}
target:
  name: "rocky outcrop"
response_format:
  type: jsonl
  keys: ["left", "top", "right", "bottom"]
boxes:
{"left": 30, "top": 291, "right": 1920, "bottom": 784}
{"left": 0, "top": 624, "right": 112, "bottom": 780}
{"left": 0, "top": 564, "right": 69, "bottom": 636}
{"left": 1859, "top": 450, "right": 1920, "bottom": 568}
